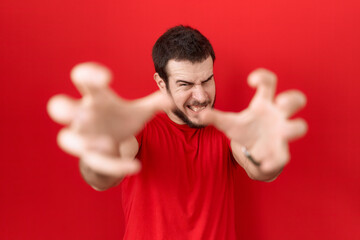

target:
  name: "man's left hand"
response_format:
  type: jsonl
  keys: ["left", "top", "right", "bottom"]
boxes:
{"left": 199, "top": 69, "right": 307, "bottom": 180}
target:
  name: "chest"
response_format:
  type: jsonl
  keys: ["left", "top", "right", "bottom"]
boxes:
{"left": 137, "top": 125, "right": 233, "bottom": 185}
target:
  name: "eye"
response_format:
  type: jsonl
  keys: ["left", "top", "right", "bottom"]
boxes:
{"left": 178, "top": 82, "right": 192, "bottom": 87}
{"left": 202, "top": 78, "right": 212, "bottom": 85}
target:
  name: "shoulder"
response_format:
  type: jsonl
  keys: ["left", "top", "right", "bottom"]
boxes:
{"left": 201, "top": 125, "right": 229, "bottom": 142}
{"left": 135, "top": 113, "right": 170, "bottom": 143}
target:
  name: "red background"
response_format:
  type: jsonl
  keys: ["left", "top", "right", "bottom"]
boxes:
{"left": 1, "top": 0, "right": 359, "bottom": 239}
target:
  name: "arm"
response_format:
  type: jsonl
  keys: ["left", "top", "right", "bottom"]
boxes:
{"left": 230, "top": 141, "right": 283, "bottom": 182}
{"left": 200, "top": 69, "right": 307, "bottom": 182}
{"left": 79, "top": 136, "right": 139, "bottom": 191}
{"left": 47, "top": 62, "right": 173, "bottom": 190}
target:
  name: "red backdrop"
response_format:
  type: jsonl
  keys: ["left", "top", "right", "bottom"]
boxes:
{"left": 0, "top": 0, "right": 359, "bottom": 239}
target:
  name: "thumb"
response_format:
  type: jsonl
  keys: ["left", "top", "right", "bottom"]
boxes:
{"left": 131, "top": 91, "right": 175, "bottom": 120}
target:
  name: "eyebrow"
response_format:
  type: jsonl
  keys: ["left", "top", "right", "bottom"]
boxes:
{"left": 175, "top": 74, "right": 214, "bottom": 85}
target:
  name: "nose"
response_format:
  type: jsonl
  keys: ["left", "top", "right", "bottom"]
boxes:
{"left": 192, "top": 85, "right": 207, "bottom": 103}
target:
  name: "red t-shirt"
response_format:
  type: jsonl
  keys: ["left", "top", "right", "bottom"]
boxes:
{"left": 120, "top": 113, "right": 237, "bottom": 239}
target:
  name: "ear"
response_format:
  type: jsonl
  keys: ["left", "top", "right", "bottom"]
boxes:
{"left": 154, "top": 73, "right": 167, "bottom": 93}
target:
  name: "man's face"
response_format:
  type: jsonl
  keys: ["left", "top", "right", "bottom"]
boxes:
{"left": 165, "top": 56, "right": 216, "bottom": 128}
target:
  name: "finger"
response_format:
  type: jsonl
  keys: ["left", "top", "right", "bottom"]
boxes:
{"left": 57, "top": 128, "right": 86, "bottom": 156}
{"left": 133, "top": 90, "right": 174, "bottom": 112}
{"left": 129, "top": 91, "right": 175, "bottom": 124}
{"left": 283, "top": 118, "right": 308, "bottom": 141}
{"left": 198, "top": 108, "right": 238, "bottom": 133}
{"left": 47, "top": 94, "right": 79, "bottom": 124}
{"left": 82, "top": 152, "right": 141, "bottom": 177}
{"left": 70, "top": 62, "right": 112, "bottom": 97}
{"left": 57, "top": 127, "right": 121, "bottom": 156}
{"left": 275, "top": 90, "right": 306, "bottom": 118}
{"left": 248, "top": 68, "right": 277, "bottom": 101}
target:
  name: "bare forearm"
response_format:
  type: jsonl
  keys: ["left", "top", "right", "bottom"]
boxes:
{"left": 231, "top": 140, "right": 283, "bottom": 182}
{"left": 78, "top": 136, "right": 139, "bottom": 191}
{"left": 79, "top": 159, "right": 123, "bottom": 191}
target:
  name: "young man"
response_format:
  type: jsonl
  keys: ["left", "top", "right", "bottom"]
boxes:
{"left": 48, "top": 25, "right": 307, "bottom": 239}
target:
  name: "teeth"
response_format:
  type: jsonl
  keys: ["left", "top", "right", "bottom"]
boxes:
{"left": 189, "top": 106, "right": 206, "bottom": 112}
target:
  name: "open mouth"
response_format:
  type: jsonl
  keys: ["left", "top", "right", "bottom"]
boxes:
{"left": 187, "top": 105, "right": 207, "bottom": 113}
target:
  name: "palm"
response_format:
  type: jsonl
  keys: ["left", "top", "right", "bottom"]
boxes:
{"left": 71, "top": 84, "right": 169, "bottom": 143}
{"left": 47, "top": 62, "right": 173, "bottom": 177}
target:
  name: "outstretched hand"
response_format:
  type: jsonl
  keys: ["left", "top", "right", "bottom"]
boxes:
{"left": 47, "top": 62, "right": 173, "bottom": 177}
{"left": 200, "top": 69, "right": 307, "bottom": 177}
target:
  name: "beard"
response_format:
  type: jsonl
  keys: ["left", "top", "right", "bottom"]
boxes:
{"left": 172, "top": 108, "right": 206, "bottom": 128}
{"left": 172, "top": 96, "right": 216, "bottom": 129}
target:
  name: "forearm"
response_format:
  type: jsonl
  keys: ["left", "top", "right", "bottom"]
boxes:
{"left": 78, "top": 136, "right": 139, "bottom": 191}
{"left": 79, "top": 159, "right": 123, "bottom": 191}
{"left": 231, "top": 140, "right": 283, "bottom": 182}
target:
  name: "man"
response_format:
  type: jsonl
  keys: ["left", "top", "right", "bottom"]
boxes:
{"left": 47, "top": 25, "right": 307, "bottom": 239}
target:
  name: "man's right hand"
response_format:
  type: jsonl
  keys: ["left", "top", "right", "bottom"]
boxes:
{"left": 47, "top": 62, "right": 173, "bottom": 181}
